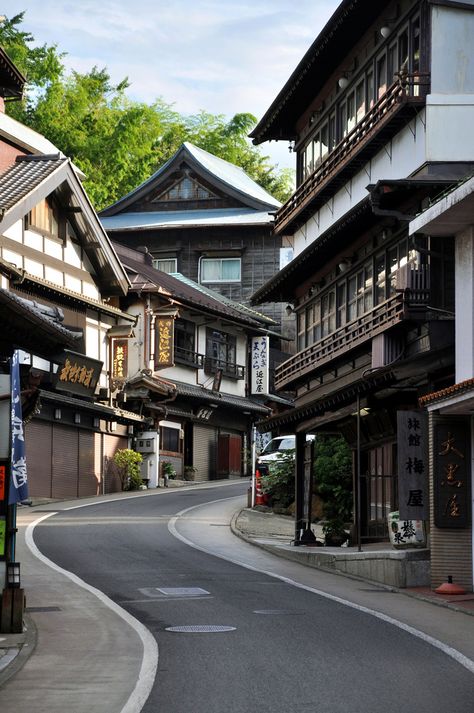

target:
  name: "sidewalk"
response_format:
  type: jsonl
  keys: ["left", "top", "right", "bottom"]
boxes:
{"left": 232, "top": 507, "right": 474, "bottom": 616}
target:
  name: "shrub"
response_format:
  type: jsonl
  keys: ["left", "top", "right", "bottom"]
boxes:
{"left": 113, "top": 449, "right": 143, "bottom": 491}
{"left": 260, "top": 449, "right": 295, "bottom": 509}
{"left": 162, "top": 461, "right": 176, "bottom": 479}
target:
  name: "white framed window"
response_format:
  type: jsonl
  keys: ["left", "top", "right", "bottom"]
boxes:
{"left": 200, "top": 257, "right": 241, "bottom": 283}
{"left": 152, "top": 257, "right": 177, "bottom": 273}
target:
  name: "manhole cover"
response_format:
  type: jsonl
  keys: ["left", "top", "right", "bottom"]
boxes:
{"left": 165, "top": 625, "right": 236, "bottom": 633}
{"left": 157, "top": 587, "right": 210, "bottom": 597}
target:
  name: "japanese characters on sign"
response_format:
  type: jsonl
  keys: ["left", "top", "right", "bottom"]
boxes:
{"left": 54, "top": 350, "right": 102, "bottom": 397}
{"left": 251, "top": 336, "right": 269, "bottom": 396}
{"left": 397, "top": 411, "right": 428, "bottom": 520}
{"left": 112, "top": 339, "right": 128, "bottom": 380}
{"left": 433, "top": 420, "right": 471, "bottom": 529}
{"left": 9, "top": 349, "right": 28, "bottom": 505}
{"left": 388, "top": 512, "right": 425, "bottom": 548}
{"left": 155, "top": 317, "right": 174, "bottom": 369}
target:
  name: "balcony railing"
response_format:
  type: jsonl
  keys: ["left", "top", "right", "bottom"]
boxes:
{"left": 175, "top": 346, "right": 204, "bottom": 369}
{"left": 204, "top": 357, "right": 245, "bottom": 380}
{"left": 275, "top": 73, "right": 430, "bottom": 233}
{"left": 275, "top": 278, "right": 432, "bottom": 391}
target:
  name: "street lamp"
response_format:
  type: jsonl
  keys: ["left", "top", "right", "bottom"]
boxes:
{"left": 6, "top": 562, "right": 21, "bottom": 588}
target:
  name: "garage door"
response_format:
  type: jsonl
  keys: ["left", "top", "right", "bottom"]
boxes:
{"left": 193, "top": 425, "right": 217, "bottom": 482}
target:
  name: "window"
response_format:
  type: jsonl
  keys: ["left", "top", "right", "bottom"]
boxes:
{"left": 161, "top": 426, "right": 180, "bottom": 452}
{"left": 158, "top": 177, "right": 214, "bottom": 202}
{"left": 201, "top": 257, "right": 241, "bottom": 283}
{"left": 152, "top": 257, "right": 177, "bottom": 273}
{"left": 206, "top": 328, "right": 237, "bottom": 375}
{"left": 28, "top": 197, "right": 59, "bottom": 237}
{"left": 174, "top": 319, "right": 196, "bottom": 363}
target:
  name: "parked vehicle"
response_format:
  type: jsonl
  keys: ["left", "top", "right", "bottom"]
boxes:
{"left": 256, "top": 434, "right": 314, "bottom": 475}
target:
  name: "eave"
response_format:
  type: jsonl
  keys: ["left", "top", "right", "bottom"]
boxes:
{"left": 250, "top": 0, "right": 392, "bottom": 145}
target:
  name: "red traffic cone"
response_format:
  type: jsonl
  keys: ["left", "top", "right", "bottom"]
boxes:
{"left": 435, "top": 576, "right": 466, "bottom": 595}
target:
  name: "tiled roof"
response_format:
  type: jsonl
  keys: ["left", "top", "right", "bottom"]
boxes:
{"left": 0, "top": 288, "right": 82, "bottom": 345}
{"left": 173, "top": 380, "right": 270, "bottom": 414}
{"left": 101, "top": 141, "right": 280, "bottom": 215}
{"left": 0, "top": 154, "right": 65, "bottom": 212}
{"left": 419, "top": 378, "right": 474, "bottom": 407}
{"left": 114, "top": 242, "right": 274, "bottom": 329}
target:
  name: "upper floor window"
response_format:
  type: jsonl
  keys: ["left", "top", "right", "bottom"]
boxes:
{"left": 298, "top": 237, "right": 420, "bottom": 350}
{"left": 298, "top": 11, "right": 422, "bottom": 185}
{"left": 153, "top": 257, "right": 177, "bottom": 273}
{"left": 200, "top": 257, "right": 241, "bottom": 283}
{"left": 156, "top": 177, "right": 215, "bottom": 202}
{"left": 205, "top": 327, "right": 243, "bottom": 379}
{"left": 174, "top": 319, "right": 198, "bottom": 366}
{"left": 27, "top": 197, "right": 59, "bottom": 238}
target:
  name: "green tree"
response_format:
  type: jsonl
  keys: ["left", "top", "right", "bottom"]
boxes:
{"left": 1, "top": 13, "right": 294, "bottom": 209}
{"left": 314, "top": 436, "right": 353, "bottom": 538}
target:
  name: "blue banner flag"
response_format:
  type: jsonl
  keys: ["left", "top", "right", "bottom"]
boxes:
{"left": 9, "top": 350, "right": 28, "bottom": 504}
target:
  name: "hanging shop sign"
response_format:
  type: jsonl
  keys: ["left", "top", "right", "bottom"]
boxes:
{"left": 433, "top": 419, "right": 471, "bottom": 528}
{"left": 251, "top": 335, "right": 269, "bottom": 396}
{"left": 397, "top": 411, "right": 428, "bottom": 520}
{"left": 112, "top": 339, "right": 128, "bottom": 381}
{"left": 54, "top": 350, "right": 103, "bottom": 397}
{"left": 155, "top": 317, "right": 174, "bottom": 369}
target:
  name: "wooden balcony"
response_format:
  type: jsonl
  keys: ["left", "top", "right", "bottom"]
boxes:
{"left": 275, "top": 276, "right": 432, "bottom": 391}
{"left": 175, "top": 346, "right": 204, "bottom": 369}
{"left": 275, "top": 73, "right": 430, "bottom": 234}
{"left": 204, "top": 357, "right": 245, "bottom": 380}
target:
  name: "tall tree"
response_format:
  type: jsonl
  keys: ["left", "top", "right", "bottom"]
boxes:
{"left": 0, "top": 13, "right": 294, "bottom": 209}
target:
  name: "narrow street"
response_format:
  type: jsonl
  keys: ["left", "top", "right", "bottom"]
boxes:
{"left": 10, "top": 481, "right": 472, "bottom": 713}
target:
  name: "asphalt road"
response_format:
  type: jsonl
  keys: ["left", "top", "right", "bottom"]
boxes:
{"left": 33, "top": 481, "right": 474, "bottom": 713}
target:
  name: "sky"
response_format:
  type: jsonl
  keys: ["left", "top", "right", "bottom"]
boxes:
{"left": 4, "top": 1, "right": 340, "bottom": 170}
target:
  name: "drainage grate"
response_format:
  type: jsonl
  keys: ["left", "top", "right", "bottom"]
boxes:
{"left": 26, "top": 606, "right": 61, "bottom": 612}
{"left": 165, "top": 625, "right": 236, "bottom": 633}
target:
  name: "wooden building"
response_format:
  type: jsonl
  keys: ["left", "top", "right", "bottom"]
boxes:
{"left": 0, "top": 47, "right": 142, "bottom": 500}
{"left": 100, "top": 141, "right": 295, "bottom": 387}
{"left": 113, "top": 242, "right": 272, "bottom": 483}
{"left": 250, "top": 0, "right": 474, "bottom": 568}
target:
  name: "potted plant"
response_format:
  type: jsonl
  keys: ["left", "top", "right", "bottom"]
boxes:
{"left": 322, "top": 517, "right": 350, "bottom": 547}
{"left": 161, "top": 461, "right": 176, "bottom": 487}
{"left": 183, "top": 465, "right": 197, "bottom": 481}
{"left": 113, "top": 449, "right": 143, "bottom": 491}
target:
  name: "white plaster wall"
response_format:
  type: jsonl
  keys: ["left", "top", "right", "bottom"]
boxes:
{"left": 426, "top": 98, "right": 474, "bottom": 161}
{"left": 454, "top": 227, "right": 474, "bottom": 382}
{"left": 294, "top": 114, "right": 426, "bottom": 255}
{"left": 431, "top": 6, "right": 474, "bottom": 95}
{"left": 195, "top": 322, "right": 247, "bottom": 397}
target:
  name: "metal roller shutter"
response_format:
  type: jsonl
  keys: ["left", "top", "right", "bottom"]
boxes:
{"left": 25, "top": 420, "right": 52, "bottom": 498}
{"left": 78, "top": 430, "right": 98, "bottom": 497}
{"left": 193, "top": 425, "right": 217, "bottom": 482}
{"left": 52, "top": 425, "right": 79, "bottom": 499}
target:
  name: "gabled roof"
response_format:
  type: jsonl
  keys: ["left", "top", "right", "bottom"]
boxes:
{"left": 114, "top": 241, "right": 275, "bottom": 331}
{"left": 0, "top": 154, "right": 130, "bottom": 296}
{"left": 250, "top": 0, "right": 392, "bottom": 145}
{"left": 100, "top": 141, "right": 280, "bottom": 218}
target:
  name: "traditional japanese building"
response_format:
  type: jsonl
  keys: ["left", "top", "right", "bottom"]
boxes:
{"left": 249, "top": 0, "right": 474, "bottom": 582}
{"left": 100, "top": 141, "right": 295, "bottom": 389}
{"left": 112, "top": 242, "right": 272, "bottom": 483}
{"left": 0, "top": 47, "right": 143, "bottom": 499}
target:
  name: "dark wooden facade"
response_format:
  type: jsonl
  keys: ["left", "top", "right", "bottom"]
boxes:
{"left": 249, "top": 0, "right": 474, "bottom": 544}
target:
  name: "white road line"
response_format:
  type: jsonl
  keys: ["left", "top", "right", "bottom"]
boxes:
{"left": 25, "top": 511, "right": 158, "bottom": 713}
{"left": 169, "top": 497, "right": 474, "bottom": 675}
